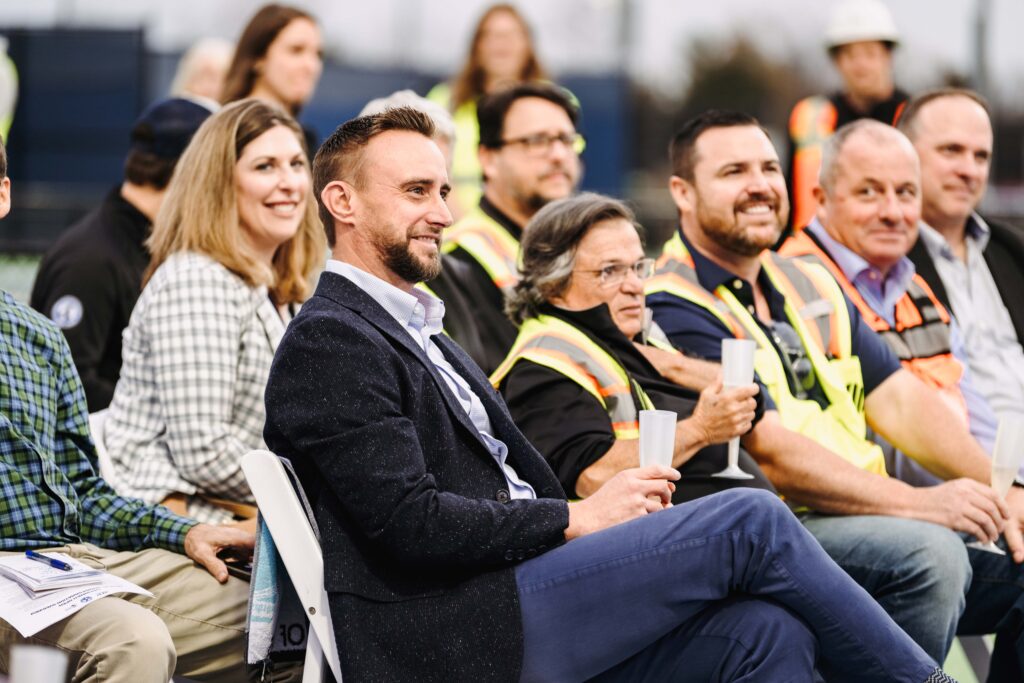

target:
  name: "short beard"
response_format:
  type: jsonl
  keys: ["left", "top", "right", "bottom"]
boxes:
{"left": 696, "top": 201, "right": 783, "bottom": 257}
{"left": 374, "top": 232, "right": 442, "bottom": 284}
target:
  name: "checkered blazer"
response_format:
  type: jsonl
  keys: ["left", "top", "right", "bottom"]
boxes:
{"left": 106, "top": 251, "right": 288, "bottom": 523}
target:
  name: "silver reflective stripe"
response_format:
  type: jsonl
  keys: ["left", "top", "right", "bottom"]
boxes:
{"left": 768, "top": 253, "right": 833, "bottom": 356}
{"left": 515, "top": 332, "right": 638, "bottom": 427}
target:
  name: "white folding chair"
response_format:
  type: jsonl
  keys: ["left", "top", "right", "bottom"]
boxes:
{"left": 241, "top": 449, "right": 342, "bottom": 683}
{"left": 88, "top": 409, "right": 127, "bottom": 492}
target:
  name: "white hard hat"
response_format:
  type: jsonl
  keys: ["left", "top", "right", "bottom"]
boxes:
{"left": 824, "top": 0, "right": 900, "bottom": 51}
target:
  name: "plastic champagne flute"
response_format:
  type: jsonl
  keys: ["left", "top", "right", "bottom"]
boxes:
{"left": 967, "top": 416, "right": 1024, "bottom": 555}
{"left": 639, "top": 409, "right": 677, "bottom": 468}
{"left": 711, "top": 338, "right": 757, "bottom": 480}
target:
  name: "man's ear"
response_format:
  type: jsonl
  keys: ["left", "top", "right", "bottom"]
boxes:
{"left": 812, "top": 185, "right": 828, "bottom": 226}
{"left": 320, "top": 179, "right": 355, "bottom": 225}
{"left": 478, "top": 145, "right": 498, "bottom": 185}
{"left": 668, "top": 175, "right": 695, "bottom": 215}
{"left": 0, "top": 177, "right": 11, "bottom": 221}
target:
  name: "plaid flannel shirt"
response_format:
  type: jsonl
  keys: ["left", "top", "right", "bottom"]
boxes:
{"left": 0, "top": 289, "right": 196, "bottom": 552}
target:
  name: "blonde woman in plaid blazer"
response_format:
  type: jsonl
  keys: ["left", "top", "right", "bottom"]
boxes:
{"left": 106, "top": 99, "right": 325, "bottom": 524}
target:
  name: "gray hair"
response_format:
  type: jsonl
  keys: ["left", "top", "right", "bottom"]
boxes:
{"left": 506, "top": 192, "right": 641, "bottom": 324}
{"left": 818, "top": 119, "right": 914, "bottom": 194}
{"left": 359, "top": 89, "right": 456, "bottom": 149}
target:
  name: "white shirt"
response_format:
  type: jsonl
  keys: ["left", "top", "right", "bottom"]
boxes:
{"left": 325, "top": 259, "right": 536, "bottom": 500}
{"left": 917, "top": 217, "right": 1024, "bottom": 424}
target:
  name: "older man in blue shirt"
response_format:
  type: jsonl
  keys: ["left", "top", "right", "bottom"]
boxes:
{"left": 779, "top": 119, "right": 999, "bottom": 486}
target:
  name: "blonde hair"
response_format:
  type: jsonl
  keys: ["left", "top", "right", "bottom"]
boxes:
{"left": 146, "top": 98, "right": 325, "bottom": 304}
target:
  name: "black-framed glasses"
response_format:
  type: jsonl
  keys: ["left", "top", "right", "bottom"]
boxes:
{"left": 577, "top": 258, "right": 656, "bottom": 287}
{"left": 498, "top": 132, "right": 586, "bottom": 157}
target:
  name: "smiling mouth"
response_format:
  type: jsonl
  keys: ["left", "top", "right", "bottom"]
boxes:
{"left": 267, "top": 202, "right": 300, "bottom": 216}
{"left": 411, "top": 235, "right": 440, "bottom": 249}
{"left": 737, "top": 201, "right": 775, "bottom": 216}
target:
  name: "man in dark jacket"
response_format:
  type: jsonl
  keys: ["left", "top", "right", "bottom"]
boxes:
{"left": 899, "top": 88, "right": 1024, "bottom": 440}
{"left": 261, "top": 106, "right": 951, "bottom": 683}
{"left": 30, "top": 98, "right": 212, "bottom": 411}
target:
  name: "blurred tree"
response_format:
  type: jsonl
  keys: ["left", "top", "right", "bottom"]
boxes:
{"left": 680, "top": 35, "right": 810, "bottom": 131}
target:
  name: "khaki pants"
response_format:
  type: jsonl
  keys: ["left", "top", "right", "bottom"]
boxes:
{"left": 0, "top": 543, "right": 260, "bottom": 683}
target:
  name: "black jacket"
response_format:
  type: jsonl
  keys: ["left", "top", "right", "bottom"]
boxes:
{"left": 30, "top": 188, "right": 151, "bottom": 411}
{"left": 263, "top": 271, "right": 569, "bottom": 682}
{"left": 907, "top": 217, "right": 1024, "bottom": 345}
{"left": 442, "top": 197, "right": 523, "bottom": 374}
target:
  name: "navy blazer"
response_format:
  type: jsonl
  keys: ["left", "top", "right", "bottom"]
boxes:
{"left": 264, "top": 271, "right": 569, "bottom": 682}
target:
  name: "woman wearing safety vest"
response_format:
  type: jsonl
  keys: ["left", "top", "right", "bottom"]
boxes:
{"left": 492, "top": 193, "right": 775, "bottom": 502}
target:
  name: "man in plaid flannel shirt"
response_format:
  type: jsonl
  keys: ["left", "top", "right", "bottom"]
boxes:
{"left": 0, "top": 140, "right": 269, "bottom": 682}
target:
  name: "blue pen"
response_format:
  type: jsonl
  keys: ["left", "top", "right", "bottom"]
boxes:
{"left": 25, "top": 550, "right": 73, "bottom": 571}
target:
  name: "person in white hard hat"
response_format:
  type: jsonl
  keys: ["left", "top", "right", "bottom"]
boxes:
{"left": 785, "top": 0, "right": 909, "bottom": 234}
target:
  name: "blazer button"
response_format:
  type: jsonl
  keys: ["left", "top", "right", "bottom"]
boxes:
{"left": 496, "top": 489, "right": 510, "bottom": 503}
{"left": 504, "top": 550, "right": 514, "bottom": 561}
{"left": 516, "top": 550, "right": 525, "bottom": 561}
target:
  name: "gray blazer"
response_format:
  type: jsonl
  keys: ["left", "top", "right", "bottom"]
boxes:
{"left": 106, "top": 251, "right": 285, "bottom": 523}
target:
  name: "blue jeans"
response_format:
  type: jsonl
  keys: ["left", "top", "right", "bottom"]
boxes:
{"left": 515, "top": 489, "right": 938, "bottom": 682}
{"left": 959, "top": 543, "right": 1024, "bottom": 682}
{"left": 801, "top": 514, "right": 971, "bottom": 663}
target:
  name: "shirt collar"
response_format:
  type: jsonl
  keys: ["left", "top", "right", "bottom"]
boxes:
{"left": 918, "top": 212, "right": 991, "bottom": 262}
{"left": 325, "top": 259, "right": 445, "bottom": 337}
{"left": 678, "top": 228, "right": 788, "bottom": 318}
{"left": 805, "top": 217, "right": 915, "bottom": 294}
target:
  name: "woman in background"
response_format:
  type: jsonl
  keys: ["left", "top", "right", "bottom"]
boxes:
{"left": 428, "top": 3, "right": 549, "bottom": 217}
{"left": 105, "top": 99, "right": 325, "bottom": 524}
{"left": 221, "top": 4, "right": 323, "bottom": 151}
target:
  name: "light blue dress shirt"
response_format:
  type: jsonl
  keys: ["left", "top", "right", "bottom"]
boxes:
{"left": 325, "top": 259, "right": 536, "bottom": 500}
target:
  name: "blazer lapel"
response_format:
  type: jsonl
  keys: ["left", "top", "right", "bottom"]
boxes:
{"left": 317, "top": 272, "right": 492, "bottom": 451}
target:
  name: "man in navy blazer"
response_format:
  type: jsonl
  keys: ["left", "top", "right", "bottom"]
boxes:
{"left": 262, "top": 107, "right": 952, "bottom": 682}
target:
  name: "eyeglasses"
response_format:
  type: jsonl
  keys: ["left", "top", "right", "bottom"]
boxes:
{"left": 497, "top": 132, "right": 586, "bottom": 157}
{"left": 768, "top": 321, "right": 816, "bottom": 398}
{"left": 577, "top": 258, "right": 656, "bottom": 287}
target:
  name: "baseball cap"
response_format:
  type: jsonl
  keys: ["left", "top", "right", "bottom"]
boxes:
{"left": 129, "top": 97, "right": 215, "bottom": 160}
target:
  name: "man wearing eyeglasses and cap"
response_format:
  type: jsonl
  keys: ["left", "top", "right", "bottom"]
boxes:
{"left": 440, "top": 82, "right": 582, "bottom": 374}
{"left": 647, "top": 109, "right": 1024, "bottom": 668}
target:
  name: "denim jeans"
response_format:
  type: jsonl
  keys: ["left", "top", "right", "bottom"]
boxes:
{"left": 801, "top": 514, "right": 971, "bottom": 664}
{"left": 515, "top": 489, "right": 939, "bottom": 682}
{"left": 959, "top": 543, "right": 1024, "bottom": 682}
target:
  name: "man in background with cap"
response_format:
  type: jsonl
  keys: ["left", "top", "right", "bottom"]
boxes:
{"left": 787, "top": 0, "right": 908, "bottom": 233}
{"left": 30, "top": 97, "right": 213, "bottom": 411}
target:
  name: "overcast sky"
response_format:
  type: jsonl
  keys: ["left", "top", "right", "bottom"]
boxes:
{"left": 2, "top": 0, "right": 1022, "bottom": 105}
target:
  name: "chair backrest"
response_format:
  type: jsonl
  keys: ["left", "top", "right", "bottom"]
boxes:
{"left": 241, "top": 449, "right": 343, "bottom": 683}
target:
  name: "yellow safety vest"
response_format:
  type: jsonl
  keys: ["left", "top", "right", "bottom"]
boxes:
{"left": 442, "top": 206, "right": 520, "bottom": 291}
{"left": 491, "top": 314, "right": 655, "bottom": 440}
{"left": 645, "top": 233, "right": 888, "bottom": 476}
{"left": 427, "top": 82, "right": 484, "bottom": 212}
